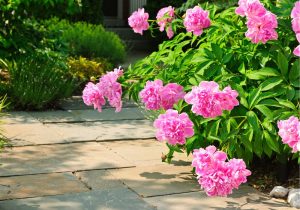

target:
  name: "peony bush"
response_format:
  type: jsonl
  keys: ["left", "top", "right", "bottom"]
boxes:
{"left": 83, "top": 0, "right": 300, "bottom": 196}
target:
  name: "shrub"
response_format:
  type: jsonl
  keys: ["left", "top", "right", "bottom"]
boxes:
{"left": 46, "top": 20, "right": 126, "bottom": 64}
{"left": 7, "top": 50, "right": 77, "bottom": 110}
{"left": 123, "top": 2, "right": 300, "bottom": 166}
{"left": 68, "top": 56, "right": 113, "bottom": 85}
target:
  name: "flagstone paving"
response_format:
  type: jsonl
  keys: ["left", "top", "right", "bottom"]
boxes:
{"left": 0, "top": 105, "right": 294, "bottom": 209}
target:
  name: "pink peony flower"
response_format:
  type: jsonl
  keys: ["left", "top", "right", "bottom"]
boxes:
{"left": 192, "top": 145, "right": 251, "bottom": 197}
{"left": 184, "top": 81, "right": 222, "bottom": 118}
{"left": 277, "top": 116, "right": 300, "bottom": 153}
{"left": 292, "top": 2, "right": 300, "bottom": 57}
{"left": 82, "top": 82, "right": 105, "bottom": 112}
{"left": 139, "top": 79, "right": 164, "bottom": 110}
{"left": 166, "top": 26, "right": 174, "bottom": 39}
{"left": 183, "top": 6, "right": 211, "bottom": 36}
{"left": 128, "top": 8, "right": 149, "bottom": 35}
{"left": 216, "top": 86, "right": 240, "bottom": 111}
{"left": 294, "top": 45, "right": 300, "bottom": 56}
{"left": 184, "top": 81, "right": 239, "bottom": 118}
{"left": 160, "top": 83, "right": 185, "bottom": 110}
{"left": 291, "top": 1, "right": 300, "bottom": 19}
{"left": 245, "top": 11, "right": 278, "bottom": 44}
{"left": 292, "top": 17, "right": 300, "bottom": 33}
{"left": 83, "top": 67, "right": 123, "bottom": 112}
{"left": 235, "top": 0, "right": 266, "bottom": 18}
{"left": 139, "top": 80, "right": 185, "bottom": 110}
{"left": 97, "top": 67, "right": 123, "bottom": 112}
{"left": 153, "top": 109, "right": 194, "bottom": 145}
{"left": 156, "top": 6, "right": 175, "bottom": 39}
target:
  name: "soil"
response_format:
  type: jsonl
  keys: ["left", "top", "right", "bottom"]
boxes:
{"left": 248, "top": 158, "right": 300, "bottom": 194}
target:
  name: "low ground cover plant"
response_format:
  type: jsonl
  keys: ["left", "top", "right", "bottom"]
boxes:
{"left": 7, "top": 51, "right": 76, "bottom": 110}
{"left": 83, "top": 0, "right": 300, "bottom": 197}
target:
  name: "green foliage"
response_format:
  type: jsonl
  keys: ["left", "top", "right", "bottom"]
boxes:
{"left": 123, "top": 3, "right": 300, "bottom": 165}
{"left": 7, "top": 51, "right": 77, "bottom": 110}
{"left": 0, "top": 0, "right": 81, "bottom": 58}
{"left": 0, "top": 96, "right": 8, "bottom": 149}
{"left": 68, "top": 56, "right": 113, "bottom": 84}
{"left": 45, "top": 19, "right": 126, "bottom": 64}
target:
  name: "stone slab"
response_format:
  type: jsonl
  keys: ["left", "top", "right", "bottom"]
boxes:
{"left": 102, "top": 139, "right": 192, "bottom": 166}
{"left": 75, "top": 170, "right": 124, "bottom": 190}
{"left": 0, "top": 142, "right": 134, "bottom": 176}
{"left": 71, "top": 107, "right": 145, "bottom": 122}
{"left": 28, "top": 110, "right": 81, "bottom": 123}
{"left": 44, "top": 120, "right": 155, "bottom": 143}
{"left": 109, "top": 164, "right": 200, "bottom": 197}
{"left": 3, "top": 111, "right": 40, "bottom": 124}
{"left": 0, "top": 188, "right": 156, "bottom": 210}
{"left": 2, "top": 123, "right": 64, "bottom": 146}
{"left": 0, "top": 173, "right": 88, "bottom": 200}
{"left": 96, "top": 120, "right": 155, "bottom": 141}
{"left": 58, "top": 96, "right": 137, "bottom": 110}
{"left": 145, "top": 185, "right": 292, "bottom": 210}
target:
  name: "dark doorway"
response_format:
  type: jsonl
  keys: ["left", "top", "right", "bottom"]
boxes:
{"left": 103, "top": 0, "right": 118, "bottom": 17}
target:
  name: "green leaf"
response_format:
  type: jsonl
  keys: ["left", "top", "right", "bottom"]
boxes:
{"left": 291, "top": 79, "right": 300, "bottom": 87}
{"left": 189, "top": 77, "right": 198, "bottom": 86}
{"left": 258, "top": 99, "right": 282, "bottom": 108}
{"left": 238, "top": 63, "right": 245, "bottom": 75}
{"left": 246, "top": 111, "right": 260, "bottom": 130}
{"left": 242, "top": 129, "right": 253, "bottom": 152}
{"left": 254, "top": 105, "right": 273, "bottom": 119}
{"left": 286, "top": 86, "right": 295, "bottom": 100}
{"left": 264, "top": 130, "right": 280, "bottom": 153}
{"left": 209, "top": 119, "right": 221, "bottom": 137}
{"left": 260, "top": 77, "right": 283, "bottom": 91}
{"left": 211, "top": 43, "right": 223, "bottom": 60}
{"left": 277, "top": 52, "right": 288, "bottom": 76}
{"left": 253, "top": 138, "right": 263, "bottom": 157}
{"left": 289, "top": 59, "right": 300, "bottom": 81}
{"left": 246, "top": 67, "right": 280, "bottom": 80}
{"left": 248, "top": 88, "right": 261, "bottom": 108}
{"left": 222, "top": 53, "right": 232, "bottom": 64}
{"left": 276, "top": 98, "right": 296, "bottom": 110}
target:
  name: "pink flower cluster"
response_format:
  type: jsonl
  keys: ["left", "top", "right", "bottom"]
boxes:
{"left": 236, "top": 0, "right": 278, "bottom": 44}
{"left": 277, "top": 116, "right": 300, "bottom": 153}
{"left": 184, "top": 81, "right": 239, "bottom": 118}
{"left": 156, "top": 6, "right": 175, "bottom": 39}
{"left": 154, "top": 109, "right": 194, "bottom": 145}
{"left": 192, "top": 145, "right": 251, "bottom": 196}
{"left": 183, "top": 6, "right": 211, "bottom": 36}
{"left": 82, "top": 68, "right": 123, "bottom": 112}
{"left": 291, "top": 1, "right": 300, "bottom": 56}
{"left": 139, "top": 79, "right": 185, "bottom": 110}
{"left": 128, "top": 8, "right": 149, "bottom": 35}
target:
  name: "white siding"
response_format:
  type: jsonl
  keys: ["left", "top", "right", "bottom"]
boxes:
{"left": 130, "top": 0, "right": 147, "bottom": 14}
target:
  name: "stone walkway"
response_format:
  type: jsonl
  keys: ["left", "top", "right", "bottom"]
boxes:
{"left": 0, "top": 98, "right": 294, "bottom": 210}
